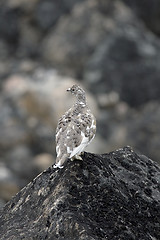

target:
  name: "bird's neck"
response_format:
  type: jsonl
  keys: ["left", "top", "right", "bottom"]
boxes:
{"left": 76, "top": 94, "right": 86, "bottom": 108}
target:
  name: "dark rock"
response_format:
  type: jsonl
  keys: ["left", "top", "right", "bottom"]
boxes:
{"left": 127, "top": 102, "right": 160, "bottom": 164}
{"left": 97, "top": 100, "right": 160, "bottom": 165}
{"left": 5, "top": 145, "right": 35, "bottom": 182}
{"left": 84, "top": 2, "right": 160, "bottom": 106}
{"left": 122, "top": 0, "right": 160, "bottom": 35}
{"left": 0, "top": 147, "right": 160, "bottom": 240}
{"left": 42, "top": 0, "right": 109, "bottom": 77}
{"left": 0, "top": 5, "right": 20, "bottom": 60}
{"left": 34, "top": 0, "right": 64, "bottom": 30}
{"left": 0, "top": 4, "right": 20, "bottom": 44}
{"left": 0, "top": 163, "right": 20, "bottom": 202}
{"left": 41, "top": 0, "right": 160, "bottom": 106}
{"left": 34, "top": 0, "right": 84, "bottom": 31}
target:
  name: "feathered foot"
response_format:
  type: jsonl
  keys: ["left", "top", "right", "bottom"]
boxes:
{"left": 53, "top": 163, "right": 64, "bottom": 169}
{"left": 70, "top": 154, "right": 83, "bottom": 161}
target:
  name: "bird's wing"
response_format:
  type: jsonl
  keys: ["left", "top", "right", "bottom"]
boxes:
{"left": 77, "top": 111, "right": 96, "bottom": 140}
{"left": 55, "top": 108, "right": 72, "bottom": 142}
{"left": 56, "top": 108, "right": 96, "bottom": 160}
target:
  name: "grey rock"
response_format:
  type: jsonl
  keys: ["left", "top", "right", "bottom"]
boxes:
{"left": 0, "top": 4, "right": 19, "bottom": 44}
{"left": 42, "top": 0, "right": 109, "bottom": 76}
{"left": 6, "top": 145, "right": 35, "bottom": 182}
{"left": 84, "top": 2, "right": 160, "bottom": 106}
{"left": 41, "top": 0, "right": 160, "bottom": 106}
{"left": 33, "top": 153, "right": 55, "bottom": 172}
{"left": 0, "top": 147, "right": 159, "bottom": 239}
{"left": 97, "top": 101, "right": 160, "bottom": 165}
{"left": 0, "top": 162, "right": 20, "bottom": 202}
{"left": 34, "top": 0, "right": 84, "bottom": 31}
{"left": 127, "top": 102, "right": 160, "bottom": 164}
{"left": 122, "top": 0, "right": 160, "bottom": 35}
{"left": 0, "top": 0, "right": 160, "bottom": 214}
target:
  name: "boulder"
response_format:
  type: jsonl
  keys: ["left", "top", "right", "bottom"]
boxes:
{"left": 97, "top": 101, "right": 160, "bottom": 165}
{"left": 0, "top": 147, "right": 159, "bottom": 240}
{"left": 83, "top": 1, "right": 160, "bottom": 107}
{"left": 122, "top": 0, "right": 160, "bottom": 35}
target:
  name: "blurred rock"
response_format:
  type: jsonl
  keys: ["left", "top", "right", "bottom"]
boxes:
{"left": 97, "top": 92, "right": 120, "bottom": 108}
{"left": 0, "top": 162, "right": 20, "bottom": 202}
{"left": 42, "top": 0, "right": 110, "bottom": 77}
{"left": 127, "top": 101, "right": 160, "bottom": 163}
{"left": 83, "top": 1, "right": 160, "bottom": 107}
{"left": 41, "top": 0, "right": 160, "bottom": 106}
{"left": 6, "top": 0, "right": 38, "bottom": 11}
{"left": 6, "top": 145, "right": 35, "bottom": 183}
{"left": 34, "top": 0, "right": 84, "bottom": 31}
{"left": 0, "top": 3, "right": 20, "bottom": 44}
{"left": 97, "top": 100, "right": 160, "bottom": 164}
{"left": 33, "top": 153, "right": 55, "bottom": 172}
{"left": 122, "top": 0, "right": 160, "bottom": 35}
{"left": 0, "top": 94, "right": 29, "bottom": 151}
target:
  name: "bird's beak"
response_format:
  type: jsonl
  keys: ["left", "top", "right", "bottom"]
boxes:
{"left": 67, "top": 88, "right": 71, "bottom": 92}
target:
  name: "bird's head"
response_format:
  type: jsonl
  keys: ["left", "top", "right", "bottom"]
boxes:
{"left": 67, "top": 85, "right": 86, "bottom": 106}
{"left": 67, "top": 85, "right": 85, "bottom": 96}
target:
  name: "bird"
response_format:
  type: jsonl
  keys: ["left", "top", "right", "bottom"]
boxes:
{"left": 54, "top": 84, "right": 96, "bottom": 168}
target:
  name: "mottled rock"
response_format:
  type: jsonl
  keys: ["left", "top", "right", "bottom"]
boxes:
{"left": 122, "top": 0, "right": 160, "bottom": 35}
{"left": 41, "top": 0, "right": 160, "bottom": 106}
{"left": 42, "top": 0, "right": 110, "bottom": 76}
{"left": 2, "top": 69, "right": 98, "bottom": 142}
{"left": 0, "top": 3, "right": 20, "bottom": 44}
{"left": 0, "top": 163, "right": 20, "bottom": 202}
{"left": 0, "top": 147, "right": 159, "bottom": 240}
{"left": 127, "top": 102, "right": 160, "bottom": 163}
{"left": 33, "top": 153, "right": 55, "bottom": 172}
{"left": 34, "top": 0, "right": 84, "bottom": 31}
{"left": 84, "top": 1, "right": 160, "bottom": 106}
{"left": 97, "top": 101, "right": 160, "bottom": 164}
{"left": 6, "top": 145, "right": 35, "bottom": 183}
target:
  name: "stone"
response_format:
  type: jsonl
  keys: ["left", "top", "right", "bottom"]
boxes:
{"left": 0, "top": 4, "right": 19, "bottom": 45}
{"left": 0, "top": 163, "right": 20, "bottom": 202}
{"left": 33, "top": 153, "right": 55, "bottom": 172}
{"left": 127, "top": 101, "right": 160, "bottom": 164}
{"left": 0, "top": 147, "right": 159, "bottom": 239}
{"left": 42, "top": 0, "right": 109, "bottom": 77}
{"left": 97, "top": 100, "right": 160, "bottom": 165}
{"left": 122, "top": 0, "right": 160, "bottom": 35}
{"left": 84, "top": 1, "right": 160, "bottom": 107}
{"left": 0, "top": 0, "right": 160, "bottom": 213}
{"left": 6, "top": 145, "right": 35, "bottom": 182}
{"left": 34, "top": 0, "right": 84, "bottom": 31}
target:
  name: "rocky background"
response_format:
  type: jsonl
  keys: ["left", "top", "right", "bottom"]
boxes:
{"left": 1, "top": 147, "right": 160, "bottom": 240}
{"left": 0, "top": 0, "right": 160, "bottom": 208}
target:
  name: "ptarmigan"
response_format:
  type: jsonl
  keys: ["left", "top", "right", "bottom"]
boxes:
{"left": 54, "top": 85, "right": 96, "bottom": 168}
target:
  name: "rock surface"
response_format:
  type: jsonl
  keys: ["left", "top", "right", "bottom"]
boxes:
{"left": 0, "top": 0, "right": 160, "bottom": 209}
{"left": 0, "top": 147, "right": 160, "bottom": 240}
